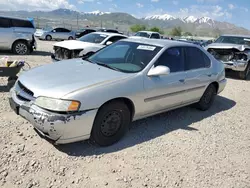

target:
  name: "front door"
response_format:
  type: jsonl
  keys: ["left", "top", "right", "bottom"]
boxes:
{"left": 143, "top": 47, "right": 188, "bottom": 116}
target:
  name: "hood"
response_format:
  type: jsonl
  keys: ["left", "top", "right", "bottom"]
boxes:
{"left": 18, "top": 59, "right": 131, "bottom": 99}
{"left": 206, "top": 43, "right": 250, "bottom": 51}
{"left": 53, "top": 40, "right": 104, "bottom": 50}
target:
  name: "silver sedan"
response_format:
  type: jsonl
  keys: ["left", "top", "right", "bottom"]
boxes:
{"left": 39, "top": 27, "right": 75, "bottom": 41}
{"left": 9, "top": 38, "right": 227, "bottom": 146}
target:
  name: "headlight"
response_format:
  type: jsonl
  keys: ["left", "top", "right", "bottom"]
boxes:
{"left": 34, "top": 97, "right": 81, "bottom": 112}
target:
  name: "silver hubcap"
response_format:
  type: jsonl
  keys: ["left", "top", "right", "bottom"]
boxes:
{"left": 15, "top": 43, "right": 27, "bottom": 54}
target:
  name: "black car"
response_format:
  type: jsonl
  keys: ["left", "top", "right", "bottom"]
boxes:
{"left": 75, "top": 28, "right": 96, "bottom": 38}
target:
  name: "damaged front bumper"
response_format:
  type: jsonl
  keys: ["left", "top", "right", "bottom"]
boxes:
{"left": 9, "top": 88, "right": 98, "bottom": 144}
{"left": 222, "top": 60, "right": 248, "bottom": 72}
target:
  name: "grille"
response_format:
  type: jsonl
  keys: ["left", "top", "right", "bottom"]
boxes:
{"left": 54, "top": 47, "right": 71, "bottom": 60}
{"left": 17, "top": 94, "right": 30, "bottom": 102}
{"left": 17, "top": 81, "right": 34, "bottom": 96}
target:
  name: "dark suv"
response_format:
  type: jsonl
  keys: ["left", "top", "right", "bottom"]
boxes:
{"left": 0, "top": 16, "right": 36, "bottom": 55}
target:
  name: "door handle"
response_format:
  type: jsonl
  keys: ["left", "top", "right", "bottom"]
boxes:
{"left": 179, "top": 79, "right": 185, "bottom": 83}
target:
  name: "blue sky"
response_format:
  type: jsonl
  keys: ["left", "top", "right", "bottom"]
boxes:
{"left": 0, "top": 0, "right": 250, "bottom": 29}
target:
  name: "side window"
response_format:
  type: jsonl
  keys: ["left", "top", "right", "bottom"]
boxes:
{"left": 61, "top": 28, "right": 70, "bottom": 32}
{"left": 11, "top": 19, "right": 34, "bottom": 28}
{"left": 203, "top": 53, "right": 211, "bottom": 68}
{"left": 151, "top": 33, "right": 160, "bottom": 39}
{"left": 185, "top": 47, "right": 209, "bottom": 70}
{"left": 156, "top": 47, "right": 185, "bottom": 73}
{"left": 0, "top": 18, "right": 10, "bottom": 28}
{"left": 54, "top": 28, "right": 62, "bottom": 32}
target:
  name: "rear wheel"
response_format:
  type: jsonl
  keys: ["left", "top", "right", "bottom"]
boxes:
{"left": 68, "top": 36, "right": 73, "bottom": 40}
{"left": 46, "top": 35, "right": 52, "bottom": 41}
{"left": 195, "top": 84, "right": 217, "bottom": 111}
{"left": 90, "top": 101, "right": 131, "bottom": 146}
{"left": 238, "top": 63, "right": 250, "bottom": 80}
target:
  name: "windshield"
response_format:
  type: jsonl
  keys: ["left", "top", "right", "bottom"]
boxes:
{"left": 134, "top": 32, "right": 150, "bottom": 38}
{"left": 215, "top": 36, "right": 250, "bottom": 45}
{"left": 78, "top": 33, "right": 108, "bottom": 44}
{"left": 88, "top": 41, "right": 162, "bottom": 73}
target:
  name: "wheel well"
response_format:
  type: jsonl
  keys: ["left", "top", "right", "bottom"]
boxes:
{"left": 12, "top": 39, "right": 28, "bottom": 51}
{"left": 210, "top": 82, "right": 219, "bottom": 93}
{"left": 100, "top": 98, "right": 135, "bottom": 121}
{"left": 46, "top": 35, "right": 52, "bottom": 38}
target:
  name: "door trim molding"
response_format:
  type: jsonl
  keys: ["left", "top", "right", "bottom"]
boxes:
{"left": 144, "top": 85, "right": 206, "bottom": 103}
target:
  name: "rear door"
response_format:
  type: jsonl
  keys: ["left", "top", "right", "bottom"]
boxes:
{"left": 0, "top": 17, "right": 13, "bottom": 49}
{"left": 183, "top": 46, "right": 213, "bottom": 103}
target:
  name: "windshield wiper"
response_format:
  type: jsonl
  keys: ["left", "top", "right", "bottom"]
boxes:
{"left": 96, "top": 62, "right": 121, "bottom": 72}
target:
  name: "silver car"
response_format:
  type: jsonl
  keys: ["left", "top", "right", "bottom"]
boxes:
{"left": 9, "top": 38, "right": 227, "bottom": 146}
{"left": 205, "top": 34, "right": 250, "bottom": 80}
{"left": 0, "top": 16, "right": 36, "bottom": 55}
{"left": 39, "top": 27, "right": 75, "bottom": 41}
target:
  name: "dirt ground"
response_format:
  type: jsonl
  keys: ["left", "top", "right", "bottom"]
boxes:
{"left": 0, "top": 40, "right": 249, "bottom": 188}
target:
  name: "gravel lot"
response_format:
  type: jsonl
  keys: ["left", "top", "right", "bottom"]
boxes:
{"left": 0, "top": 40, "right": 249, "bottom": 188}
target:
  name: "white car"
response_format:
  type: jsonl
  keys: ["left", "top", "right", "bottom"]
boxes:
{"left": 51, "top": 32, "right": 127, "bottom": 61}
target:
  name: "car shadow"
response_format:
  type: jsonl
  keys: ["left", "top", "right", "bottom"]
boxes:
{"left": 56, "top": 96, "right": 236, "bottom": 157}
{"left": 0, "top": 85, "right": 9, "bottom": 92}
{"left": 226, "top": 71, "right": 250, "bottom": 81}
{"left": 0, "top": 50, "right": 52, "bottom": 57}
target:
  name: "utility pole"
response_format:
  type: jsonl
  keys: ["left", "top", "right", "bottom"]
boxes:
{"left": 77, "top": 14, "right": 79, "bottom": 29}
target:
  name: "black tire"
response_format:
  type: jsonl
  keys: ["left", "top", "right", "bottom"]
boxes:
{"left": 68, "top": 36, "right": 73, "bottom": 40}
{"left": 238, "top": 63, "right": 250, "bottom": 80}
{"left": 46, "top": 35, "right": 52, "bottom": 41}
{"left": 7, "top": 76, "right": 18, "bottom": 90}
{"left": 195, "top": 84, "right": 217, "bottom": 111}
{"left": 90, "top": 101, "right": 131, "bottom": 146}
{"left": 12, "top": 41, "right": 30, "bottom": 55}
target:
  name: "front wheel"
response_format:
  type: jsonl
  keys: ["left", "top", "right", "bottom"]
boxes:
{"left": 68, "top": 36, "right": 74, "bottom": 40}
{"left": 195, "top": 84, "right": 217, "bottom": 111}
{"left": 90, "top": 101, "right": 131, "bottom": 146}
{"left": 46, "top": 35, "right": 52, "bottom": 41}
{"left": 238, "top": 63, "right": 250, "bottom": 80}
{"left": 13, "top": 41, "right": 29, "bottom": 55}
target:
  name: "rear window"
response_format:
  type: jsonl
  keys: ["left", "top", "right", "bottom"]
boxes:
{"left": 11, "top": 19, "right": 34, "bottom": 28}
{"left": 0, "top": 18, "right": 10, "bottom": 28}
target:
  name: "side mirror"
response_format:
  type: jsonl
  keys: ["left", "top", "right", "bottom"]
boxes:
{"left": 106, "top": 41, "right": 113, "bottom": 45}
{"left": 52, "top": 30, "right": 56, "bottom": 33}
{"left": 147, "top": 65, "right": 170, "bottom": 77}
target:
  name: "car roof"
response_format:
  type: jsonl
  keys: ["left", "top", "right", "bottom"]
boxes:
{"left": 137, "top": 31, "right": 160, "bottom": 34}
{"left": 123, "top": 38, "right": 198, "bottom": 48}
{"left": 92, "top": 32, "right": 126, "bottom": 37}
{"left": 220, "top": 34, "right": 250, "bottom": 38}
{"left": 0, "top": 16, "right": 29, "bottom": 21}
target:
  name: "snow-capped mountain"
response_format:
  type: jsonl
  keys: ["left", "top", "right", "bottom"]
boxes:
{"left": 144, "top": 14, "right": 176, "bottom": 21}
{"left": 195, "top": 17, "right": 215, "bottom": 26}
{"left": 144, "top": 13, "right": 215, "bottom": 25}
{"left": 183, "top": 16, "right": 198, "bottom": 23}
{"left": 84, "top": 10, "right": 111, "bottom": 15}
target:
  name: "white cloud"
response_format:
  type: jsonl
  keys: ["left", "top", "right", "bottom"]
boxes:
{"left": 172, "top": 1, "right": 178, "bottom": 5}
{"left": 228, "top": 4, "right": 234, "bottom": 10}
{"left": 136, "top": 3, "right": 144, "bottom": 8}
{"left": 151, "top": 0, "right": 159, "bottom": 2}
{"left": 0, "top": 0, "right": 76, "bottom": 11}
